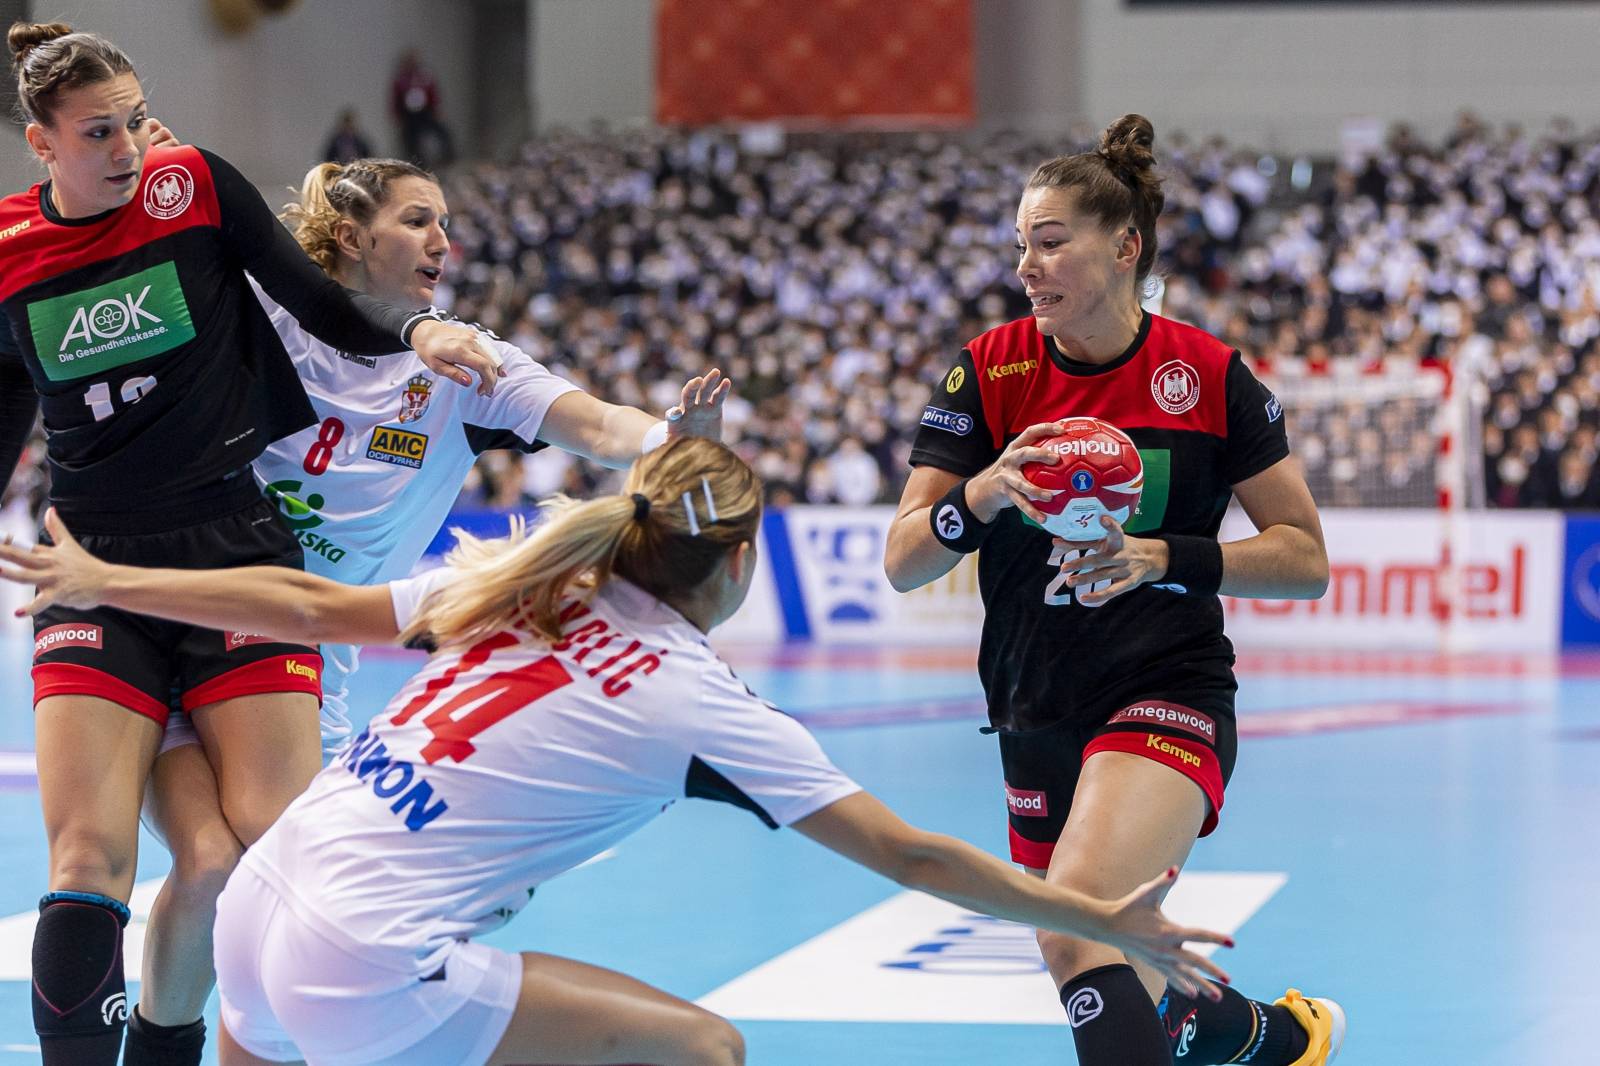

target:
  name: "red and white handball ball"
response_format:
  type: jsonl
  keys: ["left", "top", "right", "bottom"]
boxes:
{"left": 1020, "top": 417, "right": 1144, "bottom": 542}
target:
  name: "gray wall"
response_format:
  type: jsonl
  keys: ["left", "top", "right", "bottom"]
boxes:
{"left": 529, "top": 0, "right": 652, "bottom": 130}
{"left": 1, "top": 0, "right": 474, "bottom": 197}
{"left": 1078, "top": 0, "right": 1600, "bottom": 152}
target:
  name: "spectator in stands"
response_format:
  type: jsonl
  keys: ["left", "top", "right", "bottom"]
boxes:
{"left": 321, "top": 108, "right": 374, "bottom": 165}
{"left": 391, "top": 49, "right": 453, "bottom": 167}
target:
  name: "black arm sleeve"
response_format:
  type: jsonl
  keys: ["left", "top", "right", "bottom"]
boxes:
{"left": 1222, "top": 352, "right": 1291, "bottom": 485}
{"left": 906, "top": 350, "right": 999, "bottom": 476}
{"left": 0, "top": 347, "right": 38, "bottom": 492}
{"left": 203, "top": 148, "right": 440, "bottom": 355}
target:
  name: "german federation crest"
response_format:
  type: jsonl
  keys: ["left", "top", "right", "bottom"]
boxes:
{"left": 1151, "top": 359, "right": 1200, "bottom": 415}
{"left": 143, "top": 164, "right": 195, "bottom": 220}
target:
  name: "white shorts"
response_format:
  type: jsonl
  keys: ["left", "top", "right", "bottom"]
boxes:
{"left": 214, "top": 863, "right": 521, "bottom": 1066}
{"left": 159, "top": 709, "right": 200, "bottom": 756}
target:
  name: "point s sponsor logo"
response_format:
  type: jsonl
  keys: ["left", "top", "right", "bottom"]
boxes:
{"left": 1146, "top": 734, "right": 1202, "bottom": 769}
{"left": 1109, "top": 702, "right": 1217, "bottom": 742}
{"left": 143, "top": 164, "right": 195, "bottom": 220}
{"left": 1065, "top": 987, "right": 1104, "bottom": 1028}
{"left": 34, "top": 624, "right": 103, "bottom": 659}
{"left": 1151, "top": 359, "right": 1200, "bottom": 415}
{"left": 920, "top": 406, "right": 973, "bottom": 436}
{"left": 1226, "top": 544, "right": 1528, "bottom": 621}
{"left": 986, "top": 358, "right": 1038, "bottom": 382}
{"left": 1004, "top": 785, "right": 1048, "bottom": 817}
{"left": 367, "top": 425, "right": 428, "bottom": 469}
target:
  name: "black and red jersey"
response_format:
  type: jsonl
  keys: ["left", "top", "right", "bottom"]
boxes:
{"left": 908, "top": 312, "right": 1289, "bottom": 732}
{"left": 0, "top": 145, "right": 437, "bottom": 524}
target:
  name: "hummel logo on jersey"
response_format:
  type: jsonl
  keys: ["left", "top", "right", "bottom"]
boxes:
{"left": 338, "top": 350, "right": 378, "bottom": 369}
{"left": 935, "top": 503, "right": 964, "bottom": 542}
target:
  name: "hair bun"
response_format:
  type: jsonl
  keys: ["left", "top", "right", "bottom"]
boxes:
{"left": 1098, "top": 113, "right": 1157, "bottom": 173}
{"left": 8, "top": 21, "right": 75, "bottom": 66}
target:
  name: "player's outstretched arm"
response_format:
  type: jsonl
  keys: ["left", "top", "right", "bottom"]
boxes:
{"left": 539, "top": 368, "right": 730, "bottom": 468}
{"left": 793, "top": 791, "right": 1231, "bottom": 999}
{"left": 0, "top": 508, "right": 403, "bottom": 646}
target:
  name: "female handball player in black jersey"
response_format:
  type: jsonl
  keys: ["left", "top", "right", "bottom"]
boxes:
{"left": 0, "top": 23, "right": 501, "bottom": 1066}
{"left": 887, "top": 115, "right": 1342, "bottom": 1066}
{"left": 1, "top": 437, "right": 1232, "bottom": 1066}
{"left": 140, "top": 153, "right": 730, "bottom": 1061}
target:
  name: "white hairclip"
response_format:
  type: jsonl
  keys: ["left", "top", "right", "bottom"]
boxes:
{"left": 700, "top": 476, "right": 718, "bottom": 522}
{"left": 681, "top": 491, "right": 701, "bottom": 536}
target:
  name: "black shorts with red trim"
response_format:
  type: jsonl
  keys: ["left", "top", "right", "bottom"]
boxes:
{"left": 31, "top": 495, "right": 322, "bottom": 727}
{"left": 993, "top": 691, "right": 1237, "bottom": 870}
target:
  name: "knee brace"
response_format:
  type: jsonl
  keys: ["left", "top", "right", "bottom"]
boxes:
{"left": 32, "top": 891, "right": 130, "bottom": 1065}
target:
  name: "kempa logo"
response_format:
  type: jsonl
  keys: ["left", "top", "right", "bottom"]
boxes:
{"left": 28, "top": 262, "right": 195, "bottom": 382}
{"left": 1146, "top": 734, "right": 1202, "bottom": 769}
{"left": 986, "top": 358, "right": 1037, "bottom": 382}
{"left": 0, "top": 218, "right": 30, "bottom": 240}
{"left": 945, "top": 366, "right": 965, "bottom": 393}
{"left": 285, "top": 659, "right": 319, "bottom": 682}
{"left": 935, "top": 503, "right": 964, "bottom": 542}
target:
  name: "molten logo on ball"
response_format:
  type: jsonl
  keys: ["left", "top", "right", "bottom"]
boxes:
{"left": 1020, "top": 417, "right": 1143, "bottom": 541}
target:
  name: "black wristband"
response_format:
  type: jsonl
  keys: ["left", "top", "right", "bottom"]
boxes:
{"left": 1153, "top": 534, "right": 1224, "bottom": 596}
{"left": 930, "top": 480, "right": 994, "bottom": 554}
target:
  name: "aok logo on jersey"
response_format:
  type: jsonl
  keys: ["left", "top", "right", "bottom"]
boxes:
{"left": 368, "top": 426, "right": 428, "bottom": 469}
{"left": 263, "top": 479, "right": 349, "bottom": 564}
{"left": 26, "top": 262, "right": 196, "bottom": 382}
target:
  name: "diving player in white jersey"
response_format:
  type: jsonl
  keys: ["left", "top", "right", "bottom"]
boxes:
{"left": 135, "top": 157, "right": 730, "bottom": 1054}
{"left": 1, "top": 437, "right": 1234, "bottom": 1066}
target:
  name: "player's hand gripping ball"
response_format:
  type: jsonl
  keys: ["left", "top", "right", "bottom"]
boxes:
{"left": 1020, "top": 417, "right": 1143, "bottom": 541}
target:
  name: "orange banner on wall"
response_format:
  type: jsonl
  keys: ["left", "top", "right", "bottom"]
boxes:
{"left": 656, "top": 0, "right": 974, "bottom": 126}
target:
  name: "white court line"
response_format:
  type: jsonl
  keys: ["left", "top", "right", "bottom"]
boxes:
{"left": 699, "top": 872, "right": 1286, "bottom": 1025}
{"left": 0, "top": 849, "right": 619, "bottom": 982}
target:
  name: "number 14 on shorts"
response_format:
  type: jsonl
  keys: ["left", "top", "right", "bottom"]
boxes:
{"left": 1043, "top": 544, "right": 1111, "bottom": 608}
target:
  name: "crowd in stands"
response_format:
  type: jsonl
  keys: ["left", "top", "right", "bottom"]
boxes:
{"left": 6, "top": 113, "right": 1600, "bottom": 522}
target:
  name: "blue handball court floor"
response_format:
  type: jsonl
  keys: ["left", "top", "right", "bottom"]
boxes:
{"left": 0, "top": 638, "right": 1594, "bottom": 1064}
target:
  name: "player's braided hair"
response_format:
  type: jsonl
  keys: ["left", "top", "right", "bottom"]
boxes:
{"left": 405, "top": 437, "right": 764, "bottom": 649}
{"left": 282, "top": 158, "right": 437, "bottom": 273}
{"left": 8, "top": 22, "right": 136, "bottom": 127}
{"left": 1026, "top": 113, "right": 1165, "bottom": 289}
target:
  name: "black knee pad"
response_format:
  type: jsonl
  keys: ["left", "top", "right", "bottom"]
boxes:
{"left": 32, "top": 890, "right": 130, "bottom": 1058}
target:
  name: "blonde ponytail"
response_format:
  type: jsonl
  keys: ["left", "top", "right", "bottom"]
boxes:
{"left": 406, "top": 437, "right": 763, "bottom": 650}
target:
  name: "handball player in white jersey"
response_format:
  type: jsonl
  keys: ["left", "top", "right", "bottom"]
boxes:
{"left": 2, "top": 438, "right": 1234, "bottom": 1066}
{"left": 141, "top": 157, "right": 729, "bottom": 1046}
